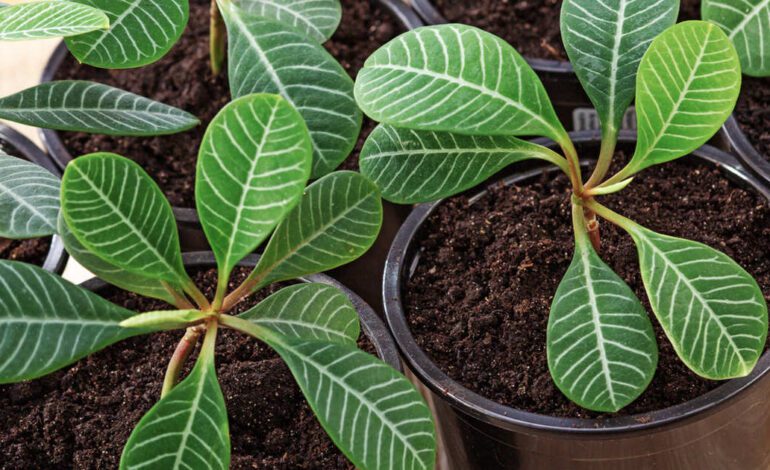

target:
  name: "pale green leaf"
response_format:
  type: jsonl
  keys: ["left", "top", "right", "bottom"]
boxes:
{"left": 0, "top": 0, "right": 109, "bottom": 41}
{"left": 121, "top": 330, "right": 229, "bottom": 470}
{"left": 0, "top": 261, "right": 139, "bottom": 384}
{"left": 61, "top": 153, "right": 189, "bottom": 288}
{"left": 269, "top": 335, "right": 436, "bottom": 470}
{"left": 240, "top": 283, "right": 360, "bottom": 344}
{"left": 703, "top": 0, "right": 770, "bottom": 76}
{"left": 251, "top": 171, "right": 382, "bottom": 288}
{"left": 561, "top": 0, "right": 678, "bottom": 134}
{"left": 120, "top": 310, "right": 210, "bottom": 330}
{"left": 623, "top": 21, "right": 741, "bottom": 176}
{"left": 235, "top": 0, "right": 341, "bottom": 42}
{"left": 65, "top": 0, "right": 189, "bottom": 69}
{"left": 0, "top": 153, "right": 60, "bottom": 238}
{"left": 630, "top": 225, "right": 767, "bottom": 379}
{"left": 360, "top": 124, "right": 566, "bottom": 204}
{"left": 0, "top": 81, "right": 199, "bottom": 136}
{"left": 221, "top": 2, "right": 361, "bottom": 178}
{"left": 196, "top": 94, "right": 311, "bottom": 280}
{"left": 548, "top": 206, "right": 657, "bottom": 412}
{"left": 354, "top": 24, "right": 567, "bottom": 143}
{"left": 57, "top": 213, "right": 177, "bottom": 304}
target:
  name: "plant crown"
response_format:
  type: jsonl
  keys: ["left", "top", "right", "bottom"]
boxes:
{"left": 354, "top": 0, "right": 769, "bottom": 412}
{"left": 0, "top": 93, "right": 436, "bottom": 470}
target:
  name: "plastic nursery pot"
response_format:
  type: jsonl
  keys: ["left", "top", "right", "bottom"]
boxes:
{"left": 0, "top": 124, "right": 67, "bottom": 274}
{"left": 384, "top": 131, "right": 770, "bottom": 470}
{"left": 404, "top": 0, "right": 592, "bottom": 132}
{"left": 723, "top": 115, "right": 770, "bottom": 187}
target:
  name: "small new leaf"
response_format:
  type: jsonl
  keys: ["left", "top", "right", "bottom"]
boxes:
{"left": 120, "top": 310, "right": 211, "bottom": 330}
{"left": 0, "top": 153, "right": 60, "bottom": 238}
{"left": 65, "top": 0, "right": 189, "bottom": 69}
{"left": 0, "top": 81, "right": 199, "bottom": 136}
{"left": 196, "top": 94, "right": 311, "bottom": 281}
{"left": 355, "top": 24, "right": 567, "bottom": 143}
{"left": 703, "top": 0, "right": 770, "bottom": 77}
{"left": 0, "top": 0, "right": 109, "bottom": 41}
{"left": 0, "top": 261, "right": 139, "bottom": 384}
{"left": 236, "top": 0, "right": 342, "bottom": 42}
{"left": 631, "top": 225, "right": 768, "bottom": 379}
{"left": 240, "top": 283, "right": 360, "bottom": 344}
{"left": 360, "top": 124, "right": 567, "bottom": 204}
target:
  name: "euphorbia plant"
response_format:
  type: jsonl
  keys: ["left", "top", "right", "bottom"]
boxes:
{"left": 0, "top": 93, "right": 436, "bottom": 469}
{"left": 702, "top": 0, "right": 770, "bottom": 77}
{"left": 0, "top": 0, "right": 361, "bottom": 178}
{"left": 354, "top": 0, "right": 769, "bottom": 413}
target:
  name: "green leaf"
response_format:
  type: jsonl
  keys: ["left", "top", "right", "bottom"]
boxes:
{"left": 0, "top": 153, "right": 60, "bottom": 238}
{"left": 268, "top": 335, "right": 436, "bottom": 470}
{"left": 547, "top": 206, "right": 657, "bottom": 412}
{"left": 561, "top": 0, "right": 678, "bottom": 134}
{"left": 221, "top": 2, "right": 361, "bottom": 178}
{"left": 251, "top": 171, "right": 382, "bottom": 288}
{"left": 0, "top": 81, "right": 199, "bottom": 136}
{"left": 703, "top": 0, "right": 770, "bottom": 77}
{"left": 0, "top": 261, "right": 139, "bottom": 384}
{"left": 61, "top": 153, "right": 189, "bottom": 289}
{"left": 240, "top": 283, "right": 360, "bottom": 344}
{"left": 360, "top": 124, "right": 566, "bottom": 204}
{"left": 120, "top": 310, "right": 210, "bottom": 330}
{"left": 0, "top": 0, "right": 109, "bottom": 41}
{"left": 623, "top": 21, "right": 741, "bottom": 176}
{"left": 65, "top": 0, "right": 189, "bottom": 69}
{"left": 354, "top": 24, "right": 567, "bottom": 143}
{"left": 236, "top": 0, "right": 341, "bottom": 42}
{"left": 196, "top": 94, "right": 311, "bottom": 281}
{"left": 121, "top": 328, "right": 229, "bottom": 470}
{"left": 57, "top": 213, "right": 177, "bottom": 304}
{"left": 630, "top": 225, "right": 767, "bottom": 379}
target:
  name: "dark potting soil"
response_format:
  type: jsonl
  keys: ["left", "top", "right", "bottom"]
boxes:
{"left": 735, "top": 76, "right": 770, "bottom": 161}
{"left": 404, "top": 152, "right": 770, "bottom": 419}
{"left": 54, "top": 0, "right": 400, "bottom": 207}
{"left": 0, "top": 266, "right": 377, "bottom": 469}
{"left": 0, "top": 238, "right": 52, "bottom": 267}
{"left": 432, "top": 0, "right": 702, "bottom": 61}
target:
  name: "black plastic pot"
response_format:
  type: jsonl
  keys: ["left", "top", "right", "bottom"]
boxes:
{"left": 0, "top": 124, "right": 67, "bottom": 274}
{"left": 723, "top": 115, "right": 770, "bottom": 187}
{"left": 384, "top": 131, "right": 770, "bottom": 469}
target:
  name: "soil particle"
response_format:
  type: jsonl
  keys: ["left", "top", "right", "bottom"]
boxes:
{"left": 735, "top": 76, "right": 770, "bottom": 162}
{"left": 0, "top": 238, "right": 52, "bottom": 267}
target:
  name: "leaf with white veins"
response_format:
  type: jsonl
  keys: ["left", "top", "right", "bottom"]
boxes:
{"left": 0, "top": 153, "right": 60, "bottom": 238}
{"left": 703, "top": 0, "right": 770, "bottom": 76}
{"left": 0, "top": 0, "right": 109, "bottom": 41}
{"left": 235, "top": 0, "right": 341, "bottom": 42}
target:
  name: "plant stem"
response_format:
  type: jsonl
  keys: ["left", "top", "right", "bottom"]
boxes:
{"left": 585, "top": 126, "right": 618, "bottom": 189}
{"left": 183, "top": 281, "right": 211, "bottom": 312}
{"left": 221, "top": 268, "right": 266, "bottom": 313}
{"left": 558, "top": 137, "right": 584, "bottom": 196}
{"left": 584, "top": 199, "right": 639, "bottom": 234}
{"left": 220, "top": 314, "right": 278, "bottom": 343}
{"left": 161, "top": 325, "right": 204, "bottom": 397}
{"left": 210, "top": 0, "right": 226, "bottom": 75}
{"left": 162, "top": 281, "right": 195, "bottom": 310}
{"left": 211, "top": 271, "right": 229, "bottom": 312}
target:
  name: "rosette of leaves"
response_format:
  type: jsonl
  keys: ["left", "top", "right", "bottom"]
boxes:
{"left": 354, "top": 1, "right": 768, "bottom": 413}
{"left": 0, "top": 93, "right": 436, "bottom": 470}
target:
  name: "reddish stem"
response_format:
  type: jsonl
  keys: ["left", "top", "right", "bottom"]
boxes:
{"left": 161, "top": 326, "right": 204, "bottom": 397}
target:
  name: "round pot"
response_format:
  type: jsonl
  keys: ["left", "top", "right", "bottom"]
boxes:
{"left": 723, "top": 115, "right": 770, "bottom": 187}
{"left": 0, "top": 124, "right": 67, "bottom": 274}
{"left": 384, "top": 131, "right": 770, "bottom": 469}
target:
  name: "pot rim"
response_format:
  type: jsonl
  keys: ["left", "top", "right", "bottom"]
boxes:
{"left": 383, "top": 129, "right": 770, "bottom": 435}
{"left": 723, "top": 115, "right": 770, "bottom": 185}
{"left": 0, "top": 124, "right": 67, "bottom": 274}
{"left": 81, "top": 251, "right": 402, "bottom": 371}
{"left": 406, "top": 0, "right": 574, "bottom": 74}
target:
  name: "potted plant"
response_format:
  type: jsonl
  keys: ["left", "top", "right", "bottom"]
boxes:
{"left": 354, "top": 0, "right": 770, "bottom": 466}
{"left": 0, "top": 124, "right": 66, "bottom": 273}
{"left": 0, "top": 93, "right": 437, "bottom": 469}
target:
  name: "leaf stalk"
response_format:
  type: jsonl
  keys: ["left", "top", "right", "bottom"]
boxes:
{"left": 161, "top": 325, "right": 205, "bottom": 397}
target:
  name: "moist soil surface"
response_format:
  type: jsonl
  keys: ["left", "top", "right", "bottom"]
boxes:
{"left": 0, "top": 266, "right": 378, "bottom": 469}
{"left": 404, "top": 149, "right": 770, "bottom": 419}
{"left": 54, "top": 0, "right": 400, "bottom": 208}
{"left": 432, "top": 0, "right": 702, "bottom": 61}
{"left": 735, "top": 76, "right": 770, "bottom": 162}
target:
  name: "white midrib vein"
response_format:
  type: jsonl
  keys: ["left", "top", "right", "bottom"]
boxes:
{"left": 0, "top": 179, "right": 54, "bottom": 229}
{"left": 606, "top": 0, "right": 628, "bottom": 131}
{"left": 256, "top": 0, "right": 325, "bottom": 38}
{"left": 80, "top": 0, "right": 143, "bottom": 60}
{"left": 727, "top": 0, "right": 770, "bottom": 40}
{"left": 579, "top": 243, "right": 617, "bottom": 409}
{"left": 366, "top": 64, "right": 563, "bottom": 140}
{"left": 636, "top": 232, "right": 748, "bottom": 370}
{"left": 171, "top": 365, "right": 208, "bottom": 469}
{"left": 70, "top": 164, "right": 180, "bottom": 281}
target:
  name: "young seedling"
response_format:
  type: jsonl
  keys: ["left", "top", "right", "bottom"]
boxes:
{"left": 703, "top": 0, "right": 770, "bottom": 77}
{"left": 0, "top": 93, "right": 436, "bottom": 469}
{"left": 354, "top": 0, "right": 769, "bottom": 413}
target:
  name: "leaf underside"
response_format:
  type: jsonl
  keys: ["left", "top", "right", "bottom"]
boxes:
{"left": 222, "top": 4, "right": 361, "bottom": 178}
{"left": 703, "top": 0, "right": 770, "bottom": 77}
{"left": 0, "top": 81, "right": 199, "bottom": 136}
{"left": 0, "top": 153, "right": 60, "bottom": 238}
{"left": 0, "top": 0, "right": 109, "bottom": 41}
{"left": 65, "top": 0, "right": 189, "bottom": 69}
{"left": 235, "top": 0, "right": 341, "bottom": 42}
{"left": 196, "top": 94, "right": 311, "bottom": 279}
